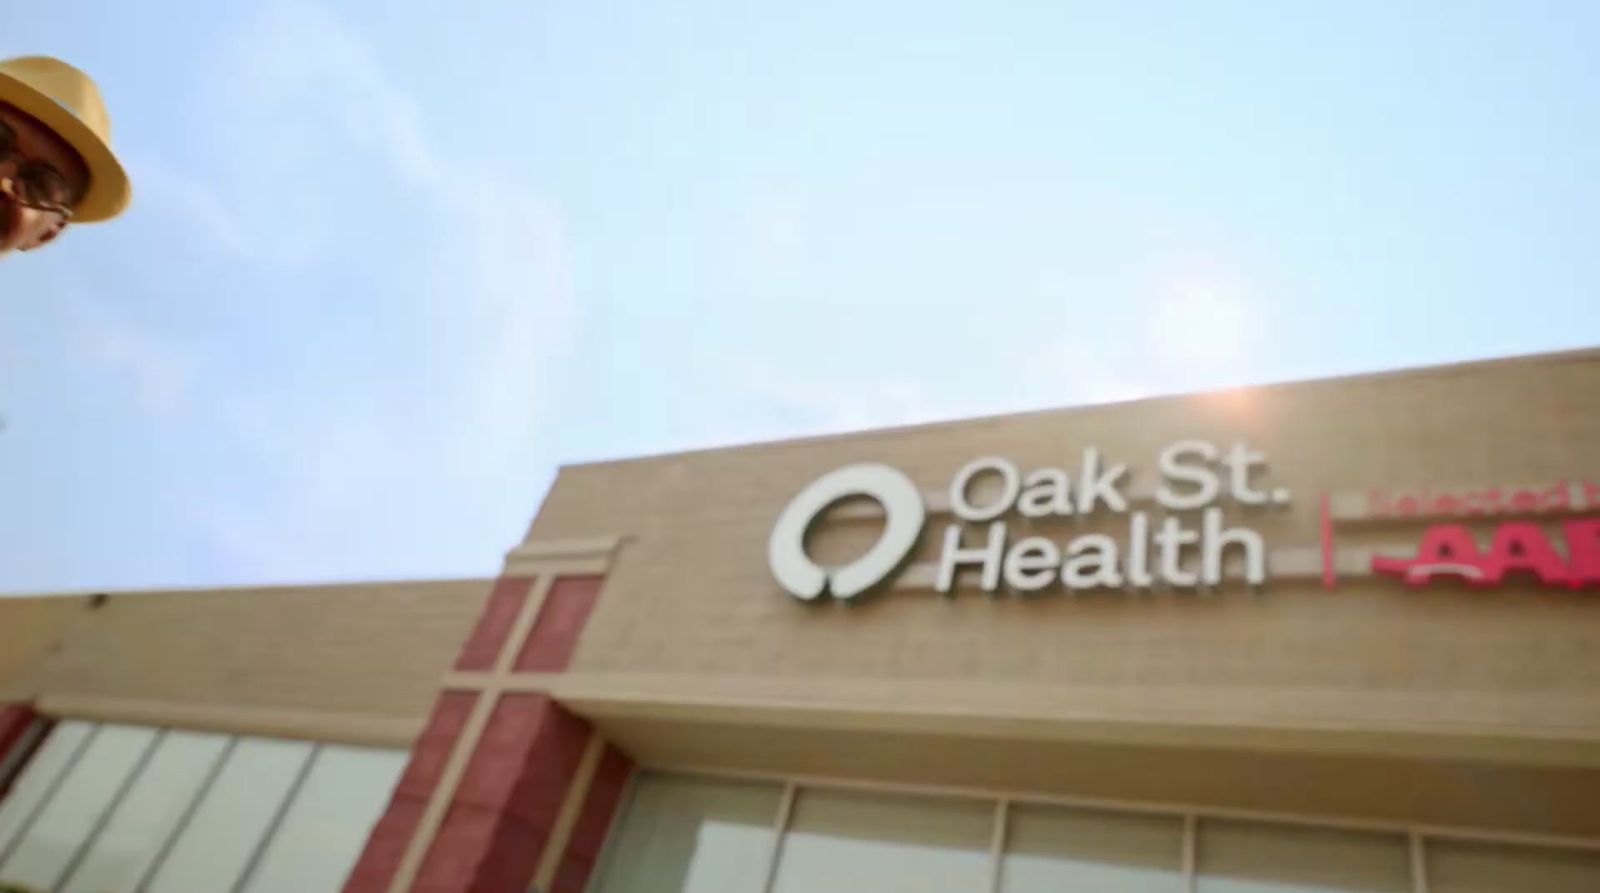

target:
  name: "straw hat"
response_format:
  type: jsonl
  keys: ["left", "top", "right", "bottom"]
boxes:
{"left": 0, "top": 55, "right": 130, "bottom": 222}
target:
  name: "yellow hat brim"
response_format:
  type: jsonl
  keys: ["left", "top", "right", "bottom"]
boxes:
{"left": 0, "top": 70, "right": 130, "bottom": 223}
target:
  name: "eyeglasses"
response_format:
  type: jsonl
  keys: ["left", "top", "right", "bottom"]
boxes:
{"left": 0, "top": 118, "right": 75, "bottom": 221}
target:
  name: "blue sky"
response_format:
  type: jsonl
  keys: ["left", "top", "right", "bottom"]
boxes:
{"left": 3, "top": 1, "right": 1596, "bottom": 592}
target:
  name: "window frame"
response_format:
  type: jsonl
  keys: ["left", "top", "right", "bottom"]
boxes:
{"left": 0, "top": 722, "right": 405, "bottom": 893}
{"left": 591, "top": 766, "right": 1600, "bottom": 893}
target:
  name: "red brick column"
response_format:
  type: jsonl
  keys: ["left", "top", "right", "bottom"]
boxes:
{"left": 343, "top": 693, "right": 475, "bottom": 893}
{"left": 344, "top": 572, "right": 634, "bottom": 893}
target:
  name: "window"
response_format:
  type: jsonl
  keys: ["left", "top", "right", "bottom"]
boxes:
{"left": 0, "top": 722, "right": 405, "bottom": 893}
{"left": 8, "top": 737, "right": 1600, "bottom": 893}
{"left": 769, "top": 788, "right": 993, "bottom": 893}
{"left": 595, "top": 772, "right": 1600, "bottom": 893}
{"left": 0, "top": 719, "right": 93, "bottom": 862}
{"left": 61, "top": 730, "right": 230, "bottom": 893}
{"left": 589, "top": 773, "right": 783, "bottom": 893}
{"left": 237, "top": 744, "right": 407, "bottom": 893}
{"left": 1001, "top": 803, "right": 1183, "bottom": 892}
{"left": 1196, "top": 820, "right": 1411, "bottom": 893}
{"left": 142, "top": 736, "right": 314, "bottom": 893}
{"left": 0, "top": 724, "right": 155, "bottom": 889}
{"left": 1427, "top": 839, "right": 1600, "bottom": 893}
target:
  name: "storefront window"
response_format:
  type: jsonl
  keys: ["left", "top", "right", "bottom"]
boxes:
{"left": 769, "top": 788, "right": 993, "bottom": 893}
{"left": 1427, "top": 839, "right": 1600, "bottom": 893}
{"left": 61, "top": 730, "right": 230, "bottom": 893}
{"left": 0, "top": 723, "right": 156, "bottom": 889}
{"left": 238, "top": 744, "right": 408, "bottom": 893}
{"left": 0, "top": 719, "right": 93, "bottom": 861}
{"left": 0, "top": 721, "right": 406, "bottom": 893}
{"left": 573, "top": 770, "right": 1600, "bottom": 893}
{"left": 141, "top": 736, "right": 314, "bottom": 893}
{"left": 590, "top": 773, "right": 783, "bottom": 893}
{"left": 1001, "top": 803, "right": 1184, "bottom": 892}
{"left": 1196, "top": 820, "right": 1411, "bottom": 893}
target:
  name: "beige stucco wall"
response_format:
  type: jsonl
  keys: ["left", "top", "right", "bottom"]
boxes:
{"left": 0, "top": 596, "right": 81, "bottom": 698}
{"left": 2, "top": 349, "right": 1594, "bottom": 836}
{"left": 526, "top": 349, "right": 1600, "bottom": 822}
{"left": 0, "top": 578, "right": 491, "bottom": 745}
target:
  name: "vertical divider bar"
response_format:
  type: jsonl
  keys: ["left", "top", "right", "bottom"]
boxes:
{"left": 1183, "top": 813, "right": 1198, "bottom": 893}
{"left": 531, "top": 732, "right": 606, "bottom": 891}
{"left": 386, "top": 691, "right": 497, "bottom": 893}
{"left": 757, "top": 781, "right": 797, "bottom": 893}
{"left": 987, "top": 799, "right": 1009, "bottom": 893}
{"left": 1410, "top": 832, "right": 1429, "bottom": 893}
{"left": 0, "top": 721, "right": 99, "bottom": 868}
{"left": 230, "top": 742, "right": 319, "bottom": 893}
{"left": 53, "top": 728, "right": 165, "bottom": 890}
{"left": 135, "top": 735, "right": 237, "bottom": 893}
{"left": 495, "top": 576, "right": 556, "bottom": 676}
{"left": 583, "top": 769, "right": 639, "bottom": 891}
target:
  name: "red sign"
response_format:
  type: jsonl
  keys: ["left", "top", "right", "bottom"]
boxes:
{"left": 1366, "top": 480, "right": 1600, "bottom": 519}
{"left": 1372, "top": 518, "right": 1600, "bottom": 588}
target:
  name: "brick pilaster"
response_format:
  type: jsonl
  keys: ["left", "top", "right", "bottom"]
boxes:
{"left": 344, "top": 540, "right": 634, "bottom": 893}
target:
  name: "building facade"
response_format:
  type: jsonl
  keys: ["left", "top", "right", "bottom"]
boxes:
{"left": 1, "top": 348, "right": 1598, "bottom": 892}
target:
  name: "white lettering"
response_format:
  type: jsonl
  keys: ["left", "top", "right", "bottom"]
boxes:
{"left": 950, "top": 457, "right": 1021, "bottom": 522}
{"left": 1156, "top": 440, "right": 1220, "bottom": 510}
{"left": 937, "top": 522, "right": 1006, "bottom": 592}
{"left": 1075, "top": 448, "right": 1129, "bottom": 513}
{"left": 1062, "top": 534, "right": 1124, "bottom": 589}
{"left": 1017, "top": 467, "right": 1073, "bottom": 517}
{"left": 1202, "top": 507, "right": 1265, "bottom": 585}
{"left": 1004, "top": 536, "right": 1062, "bottom": 592}
{"left": 1155, "top": 515, "right": 1200, "bottom": 586}
{"left": 1125, "top": 511, "right": 1154, "bottom": 588}
{"left": 1224, "top": 442, "right": 1269, "bottom": 505}
{"left": 774, "top": 447, "right": 1288, "bottom": 600}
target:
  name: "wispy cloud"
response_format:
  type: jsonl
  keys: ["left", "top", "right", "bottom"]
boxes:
{"left": 66, "top": 299, "right": 193, "bottom": 420}
{"left": 1146, "top": 267, "right": 1261, "bottom": 375}
{"left": 140, "top": 0, "right": 578, "bottom": 580}
{"left": 127, "top": 158, "right": 258, "bottom": 263}
{"left": 694, "top": 346, "right": 1144, "bottom": 453}
{"left": 684, "top": 255, "right": 1264, "bottom": 454}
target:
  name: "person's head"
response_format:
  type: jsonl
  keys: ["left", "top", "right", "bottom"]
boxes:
{"left": 0, "top": 103, "right": 88, "bottom": 254}
{"left": 0, "top": 56, "right": 129, "bottom": 260}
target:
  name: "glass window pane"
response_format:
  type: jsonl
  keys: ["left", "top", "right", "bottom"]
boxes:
{"left": 1002, "top": 803, "right": 1183, "bottom": 893}
{"left": 238, "top": 745, "right": 407, "bottom": 893}
{"left": 60, "top": 730, "right": 231, "bottom": 893}
{"left": 1428, "top": 839, "right": 1600, "bottom": 893}
{"left": 0, "top": 724, "right": 156, "bottom": 889}
{"left": 770, "top": 788, "right": 993, "bottom": 893}
{"left": 143, "top": 737, "right": 313, "bottom": 893}
{"left": 0, "top": 720, "right": 94, "bottom": 860}
{"left": 590, "top": 773, "right": 782, "bottom": 893}
{"left": 1197, "top": 820, "right": 1411, "bottom": 893}
{"left": 0, "top": 719, "right": 46, "bottom": 790}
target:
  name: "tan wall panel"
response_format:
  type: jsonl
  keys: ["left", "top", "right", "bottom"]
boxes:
{"left": 0, "top": 596, "right": 84, "bottom": 699}
{"left": 527, "top": 350, "right": 1600, "bottom": 752}
{"left": 0, "top": 579, "right": 491, "bottom": 734}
